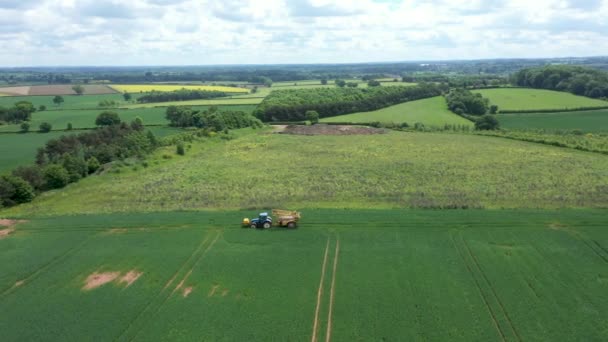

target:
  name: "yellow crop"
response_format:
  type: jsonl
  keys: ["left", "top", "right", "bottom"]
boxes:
{"left": 110, "top": 84, "right": 249, "bottom": 94}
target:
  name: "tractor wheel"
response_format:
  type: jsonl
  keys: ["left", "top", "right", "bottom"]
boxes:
{"left": 287, "top": 222, "right": 296, "bottom": 229}
{"left": 263, "top": 222, "right": 271, "bottom": 229}
{"left": 250, "top": 224, "right": 257, "bottom": 229}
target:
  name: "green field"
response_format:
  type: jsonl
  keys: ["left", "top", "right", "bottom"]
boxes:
{"left": 1, "top": 209, "right": 607, "bottom": 341}
{"left": 321, "top": 96, "right": 473, "bottom": 127}
{"left": 498, "top": 109, "right": 608, "bottom": 132}
{"left": 0, "top": 105, "right": 257, "bottom": 133}
{"left": 122, "top": 97, "right": 263, "bottom": 109}
{"left": 4, "top": 128, "right": 607, "bottom": 216}
{"left": 0, "top": 93, "right": 135, "bottom": 110}
{"left": 475, "top": 88, "right": 608, "bottom": 111}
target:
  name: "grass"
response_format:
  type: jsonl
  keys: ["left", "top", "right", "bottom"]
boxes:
{"left": 475, "top": 88, "right": 608, "bottom": 111}
{"left": 110, "top": 84, "right": 249, "bottom": 94}
{"left": 0, "top": 209, "right": 606, "bottom": 341}
{"left": 0, "top": 93, "right": 135, "bottom": 110}
{"left": 0, "top": 131, "right": 78, "bottom": 174}
{"left": 321, "top": 96, "right": 473, "bottom": 127}
{"left": 0, "top": 105, "right": 257, "bottom": 133}
{"left": 498, "top": 109, "right": 608, "bottom": 132}
{"left": 4, "top": 128, "right": 607, "bottom": 216}
{"left": 122, "top": 98, "right": 263, "bottom": 109}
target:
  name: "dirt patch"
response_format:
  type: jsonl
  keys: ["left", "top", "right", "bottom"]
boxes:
{"left": 0, "top": 228, "right": 14, "bottom": 239}
{"left": 271, "top": 125, "right": 287, "bottom": 133}
{"left": 83, "top": 272, "right": 120, "bottom": 291}
{"left": 0, "top": 219, "right": 26, "bottom": 228}
{"left": 208, "top": 284, "right": 219, "bottom": 297}
{"left": 280, "top": 124, "right": 386, "bottom": 136}
{"left": 105, "top": 228, "right": 129, "bottom": 235}
{"left": 548, "top": 222, "right": 569, "bottom": 231}
{"left": 118, "top": 270, "right": 143, "bottom": 287}
{"left": 0, "top": 86, "right": 30, "bottom": 96}
{"left": 28, "top": 84, "right": 117, "bottom": 96}
{"left": 221, "top": 289, "right": 229, "bottom": 297}
{"left": 183, "top": 287, "right": 193, "bottom": 297}
{"left": 14, "top": 280, "right": 24, "bottom": 287}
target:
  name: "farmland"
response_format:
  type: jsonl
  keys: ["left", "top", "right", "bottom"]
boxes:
{"left": 321, "top": 96, "right": 473, "bottom": 127}
{"left": 110, "top": 84, "right": 250, "bottom": 94}
{"left": 475, "top": 88, "right": 608, "bottom": 112}
{"left": 1, "top": 210, "right": 607, "bottom": 341}
{"left": 0, "top": 84, "right": 117, "bottom": 96}
{"left": 4, "top": 128, "right": 607, "bottom": 217}
{"left": 498, "top": 109, "right": 608, "bottom": 132}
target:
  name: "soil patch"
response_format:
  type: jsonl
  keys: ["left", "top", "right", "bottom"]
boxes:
{"left": 0, "top": 228, "right": 14, "bottom": 239}
{"left": 280, "top": 124, "right": 386, "bottom": 136}
{"left": 208, "top": 284, "right": 219, "bottom": 297}
{"left": 0, "top": 86, "right": 30, "bottom": 96}
{"left": 83, "top": 272, "right": 120, "bottom": 290}
{"left": 183, "top": 287, "right": 193, "bottom": 297}
{"left": 118, "top": 270, "right": 143, "bottom": 287}
{"left": 0, "top": 219, "right": 26, "bottom": 228}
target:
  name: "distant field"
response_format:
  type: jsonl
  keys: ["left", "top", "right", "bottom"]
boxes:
{"left": 0, "top": 210, "right": 607, "bottom": 341}
{"left": 499, "top": 109, "right": 608, "bottom": 132}
{"left": 0, "top": 85, "right": 116, "bottom": 96}
{"left": 6, "top": 128, "right": 608, "bottom": 216}
{"left": 122, "top": 97, "right": 263, "bottom": 109}
{"left": 0, "top": 93, "right": 136, "bottom": 110}
{"left": 110, "top": 84, "right": 249, "bottom": 94}
{"left": 271, "top": 80, "right": 415, "bottom": 89}
{"left": 0, "top": 105, "right": 258, "bottom": 133}
{"left": 321, "top": 96, "right": 473, "bottom": 127}
{"left": 475, "top": 88, "right": 608, "bottom": 111}
{"left": 0, "top": 131, "right": 78, "bottom": 173}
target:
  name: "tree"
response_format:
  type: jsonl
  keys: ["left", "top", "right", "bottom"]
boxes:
{"left": 346, "top": 82, "right": 358, "bottom": 88}
{"left": 43, "top": 164, "right": 70, "bottom": 189}
{"left": 321, "top": 78, "right": 328, "bottom": 85}
{"left": 62, "top": 154, "right": 88, "bottom": 182}
{"left": 39, "top": 122, "right": 52, "bottom": 133}
{"left": 53, "top": 95, "right": 64, "bottom": 106}
{"left": 0, "top": 175, "right": 35, "bottom": 206}
{"left": 72, "top": 84, "right": 85, "bottom": 95}
{"left": 368, "top": 80, "right": 381, "bottom": 87}
{"left": 67, "top": 122, "right": 73, "bottom": 131}
{"left": 251, "top": 86, "right": 258, "bottom": 94}
{"left": 12, "top": 165, "right": 45, "bottom": 191}
{"left": 489, "top": 105, "right": 499, "bottom": 114}
{"left": 305, "top": 110, "right": 320, "bottom": 124}
{"left": 475, "top": 115, "right": 500, "bottom": 130}
{"left": 130, "top": 116, "right": 144, "bottom": 131}
{"left": 87, "top": 157, "right": 101, "bottom": 174}
{"left": 95, "top": 111, "right": 121, "bottom": 126}
{"left": 20, "top": 122, "right": 30, "bottom": 133}
{"left": 39, "top": 105, "right": 47, "bottom": 111}
{"left": 123, "top": 92, "right": 132, "bottom": 102}
{"left": 335, "top": 79, "right": 346, "bottom": 87}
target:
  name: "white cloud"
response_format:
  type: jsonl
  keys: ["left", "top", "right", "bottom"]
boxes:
{"left": 0, "top": 0, "right": 606, "bottom": 66}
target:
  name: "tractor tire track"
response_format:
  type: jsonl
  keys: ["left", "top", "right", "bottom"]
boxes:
{"left": 128, "top": 231, "right": 222, "bottom": 342}
{"left": 0, "top": 232, "right": 96, "bottom": 299}
{"left": 311, "top": 235, "right": 331, "bottom": 342}
{"left": 325, "top": 236, "right": 340, "bottom": 342}
{"left": 450, "top": 233, "right": 506, "bottom": 342}
{"left": 114, "top": 230, "right": 215, "bottom": 342}
{"left": 461, "top": 236, "right": 522, "bottom": 342}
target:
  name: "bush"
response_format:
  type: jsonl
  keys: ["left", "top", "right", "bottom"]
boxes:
{"left": 12, "top": 165, "right": 45, "bottom": 191}
{"left": 475, "top": 115, "right": 500, "bottom": 130}
{"left": 0, "top": 175, "right": 35, "bottom": 206}
{"left": 20, "top": 122, "right": 30, "bottom": 133}
{"left": 39, "top": 105, "right": 47, "bottom": 111}
{"left": 39, "top": 122, "right": 52, "bottom": 133}
{"left": 445, "top": 88, "right": 489, "bottom": 115}
{"left": 176, "top": 142, "right": 185, "bottom": 156}
{"left": 62, "top": 154, "right": 87, "bottom": 183}
{"left": 305, "top": 110, "right": 320, "bottom": 124}
{"left": 95, "top": 111, "right": 121, "bottom": 126}
{"left": 87, "top": 157, "right": 101, "bottom": 174}
{"left": 43, "top": 164, "right": 70, "bottom": 189}
{"left": 368, "top": 80, "right": 381, "bottom": 87}
{"left": 67, "top": 122, "right": 73, "bottom": 131}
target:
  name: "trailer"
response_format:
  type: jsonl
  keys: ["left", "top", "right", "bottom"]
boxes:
{"left": 242, "top": 209, "right": 301, "bottom": 229}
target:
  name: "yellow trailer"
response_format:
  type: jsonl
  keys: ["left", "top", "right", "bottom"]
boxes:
{"left": 272, "top": 209, "right": 301, "bottom": 228}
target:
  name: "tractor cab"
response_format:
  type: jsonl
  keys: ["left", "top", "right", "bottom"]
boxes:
{"left": 247, "top": 212, "right": 273, "bottom": 229}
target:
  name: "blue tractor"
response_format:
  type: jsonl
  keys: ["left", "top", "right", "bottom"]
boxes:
{"left": 245, "top": 212, "right": 273, "bottom": 229}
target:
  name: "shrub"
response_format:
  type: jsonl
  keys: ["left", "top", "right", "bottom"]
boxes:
{"left": 39, "top": 105, "right": 47, "bottom": 111}
{"left": 176, "top": 142, "right": 185, "bottom": 156}
{"left": 62, "top": 154, "right": 88, "bottom": 183}
{"left": 67, "top": 122, "right": 73, "bottom": 131}
{"left": 0, "top": 175, "right": 35, "bottom": 206}
{"left": 20, "top": 122, "right": 30, "bottom": 133}
{"left": 305, "top": 110, "right": 320, "bottom": 124}
{"left": 43, "top": 164, "right": 70, "bottom": 189}
{"left": 95, "top": 111, "right": 121, "bottom": 126}
{"left": 475, "top": 115, "right": 500, "bottom": 130}
{"left": 12, "top": 165, "right": 45, "bottom": 191}
{"left": 87, "top": 157, "right": 101, "bottom": 174}
{"left": 39, "top": 122, "right": 52, "bottom": 133}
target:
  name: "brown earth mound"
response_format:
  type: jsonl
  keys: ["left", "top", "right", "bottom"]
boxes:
{"left": 280, "top": 124, "right": 386, "bottom": 136}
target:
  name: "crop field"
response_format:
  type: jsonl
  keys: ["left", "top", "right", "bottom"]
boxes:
{"left": 0, "top": 105, "right": 257, "bottom": 133}
{"left": 122, "top": 97, "right": 264, "bottom": 109}
{"left": 0, "top": 93, "right": 138, "bottom": 110}
{"left": 498, "top": 109, "right": 608, "bottom": 132}
{"left": 0, "top": 131, "right": 79, "bottom": 173}
{"left": 0, "top": 209, "right": 607, "bottom": 341}
{"left": 321, "top": 96, "right": 473, "bottom": 127}
{"left": 475, "top": 88, "right": 608, "bottom": 112}
{"left": 110, "top": 84, "right": 250, "bottom": 94}
{"left": 0, "top": 84, "right": 117, "bottom": 96}
{"left": 5, "top": 128, "right": 607, "bottom": 217}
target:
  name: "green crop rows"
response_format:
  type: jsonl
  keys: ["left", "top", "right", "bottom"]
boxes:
{"left": 498, "top": 109, "right": 608, "bottom": 132}
{"left": 475, "top": 88, "right": 608, "bottom": 111}
{"left": 1, "top": 210, "right": 607, "bottom": 341}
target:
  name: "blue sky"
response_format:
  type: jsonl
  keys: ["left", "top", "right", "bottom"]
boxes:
{"left": 1, "top": 0, "right": 607, "bottom": 66}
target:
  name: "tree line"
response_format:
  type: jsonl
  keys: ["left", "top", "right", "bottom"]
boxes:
{"left": 0, "top": 101, "right": 36, "bottom": 123}
{"left": 0, "top": 114, "right": 158, "bottom": 208}
{"left": 511, "top": 65, "right": 608, "bottom": 99}
{"left": 136, "top": 89, "right": 228, "bottom": 103}
{"left": 166, "top": 106, "right": 263, "bottom": 131}
{"left": 254, "top": 83, "right": 443, "bottom": 122}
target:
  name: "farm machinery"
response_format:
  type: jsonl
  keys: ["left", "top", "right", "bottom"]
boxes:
{"left": 242, "top": 209, "right": 301, "bottom": 229}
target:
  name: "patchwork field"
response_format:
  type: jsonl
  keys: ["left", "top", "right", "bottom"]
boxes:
{"left": 498, "top": 109, "right": 608, "bottom": 132}
{"left": 4, "top": 128, "right": 607, "bottom": 217}
{"left": 475, "top": 88, "right": 608, "bottom": 112}
{"left": 0, "top": 85, "right": 117, "bottom": 96}
{"left": 110, "top": 84, "right": 250, "bottom": 94}
{"left": 0, "top": 93, "right": 136, "bottom": 110}
{"left": 321, "top": 96, "right": 473, "bottom": 127}
{"left": 0, "top": 210, "right": 607, "bottom": 341}
{"left": 122, "top": 97, "right": 263, "bottom": 109}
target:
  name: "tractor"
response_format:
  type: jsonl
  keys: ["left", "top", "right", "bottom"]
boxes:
{"left": 242, "top": 209, "right": 301, "bottom": 229}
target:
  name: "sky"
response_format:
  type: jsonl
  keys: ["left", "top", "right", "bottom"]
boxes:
{"left": 1, "top": 0, "right": 607, "bottom": 66}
